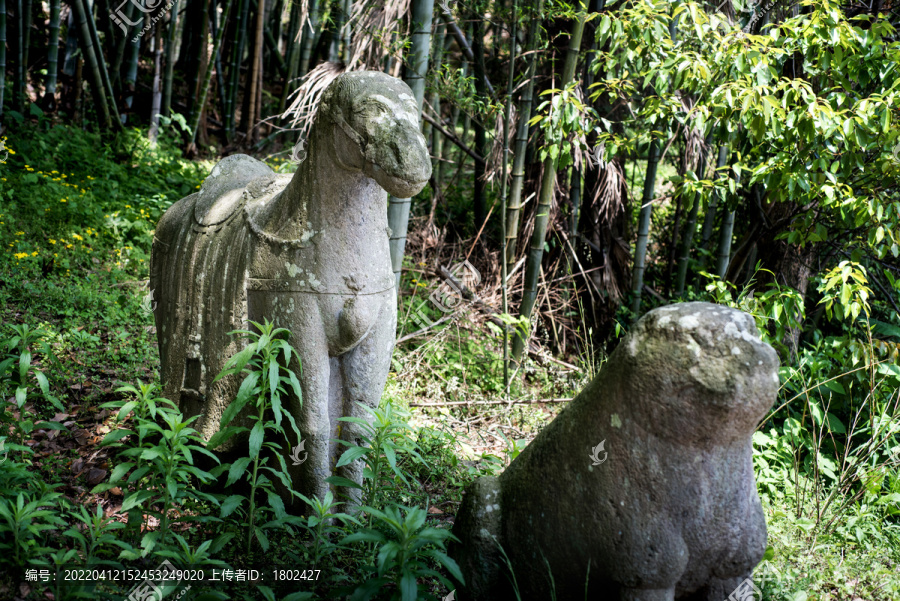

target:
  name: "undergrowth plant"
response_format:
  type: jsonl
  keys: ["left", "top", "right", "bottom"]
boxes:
{"left": 95, "top": 381, "right": 221, "bottom": 557}
{"left": 341, "top": 504, "right": 464, "bottom": 601}
{"left": 331, "top": 402, "right": 425, "bottom": 511}
{"left": 207, "top": 319, "right": 305, "bottom": 556}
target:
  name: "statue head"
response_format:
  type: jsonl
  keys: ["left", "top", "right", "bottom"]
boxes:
{"left": 314, "top": 71, "right": 432, "bottom": 198}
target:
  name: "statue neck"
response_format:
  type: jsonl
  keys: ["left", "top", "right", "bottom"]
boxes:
{"left": 269, "top": 130, "right": 388, "bottom": 241}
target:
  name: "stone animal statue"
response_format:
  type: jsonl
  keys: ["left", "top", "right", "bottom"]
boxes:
{"left": 149, "top": 71, "right": 431, "bottom": 504}
{"left": 450, "top": 302, "right": 779, "bottom": 601}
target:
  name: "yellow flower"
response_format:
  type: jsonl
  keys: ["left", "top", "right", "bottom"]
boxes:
{"left": 14, "top": 252, "right": 27, "bottom": 259}
{"left": 8, "top": 149, "right": 15, "bottom": 154}
{"left": 15, "top": 231, "right": 23, "bottom": 236}
{"left": 61, "top": 174, "right": 66, "bottom": 178}
{"left": 52, "top": 170, "right": 58, "bottom": 174}
{"left": 49, "top": 239, "right": 56, "bottom": 244}
{"left": 72, "top": 234, "right": 83, "bottom": 241}
{"left": 54, "top": 253, "right": 58, "bottom": 257}
{"left": 66, "top": 244, "right": 73, "bottom": 249}
{"left": 125, "top": 205, "right": 131, "bottom": 208}
{"left": 61, "top": 199, "right": 67, "bottom": 203}
{"left": 31, "top": 251, "right": 37, "bottom": 256}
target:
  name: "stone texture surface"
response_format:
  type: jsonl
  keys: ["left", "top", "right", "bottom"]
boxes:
{"left": 450, "top": 302, "right": 779, "bottom": 601}
{"left": 149, "top": 71, "right": 431, "bottom": 505}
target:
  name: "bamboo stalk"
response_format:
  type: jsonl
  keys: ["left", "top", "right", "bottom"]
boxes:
{"left": 471, "top": 15, "right": 488, "bottom": 228}
{"left": 187, "top": 0, "right": 235, "bottom": 151}
{"left": 224, "top": 0, "right": 249, "bottom": 138}
{"left": 244, "top": 0, "right": 265, "bottom": 140}
{"left": 701, "top": 145, "right": 729, "bottom": 250}
{"left": 110, "top": 0, "right": 136, "bottom": 86}
{"left": 0, "top": 0, "right": 6, "bottom": 124}
{"left": 84, "top": 0, "right": 122, "bottom": 126}
{"left": 675, "top": 136, "right": 712, "bottom": 296}
{"left": 715, "top": 149, "right": 738, "bottom": 278}
{"left": 72, "top": 0, "right": 112, "bottom": 128}
{"left": 630, "top": 139, "right": 660, "bottom": 316}
{"left": 387, "top": 0, "right": 434, "bottom": 291}
{"left": 506, "top": 0, "right": 544, "bottom": 276}
{"left": 149, "top": 20, "right": 163, "bottom": 143}
{"left": 43, "top": 0, "right": 61, "bottom": 109}
{"left": 512, "top": 10, "right": 585, "bottom": 361}
{"left": 161, "top": 0, "right": 179, "bottom": 117}
{"left": 500, "top": 0, "right": 519, "bottom": 389}
{"left": 278, "top": 0, "right": 301, "bottom": 113}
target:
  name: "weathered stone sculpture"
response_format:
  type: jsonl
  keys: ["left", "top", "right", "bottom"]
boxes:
{"left": 450, "top": 302, "right": 779, "bottom": 601}
{"left": 149, "top": 71, "right": 431, "bottom": 504}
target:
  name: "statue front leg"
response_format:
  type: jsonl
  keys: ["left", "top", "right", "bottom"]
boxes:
{"left": 336, "top": 290, "right": 397, "bottom": 508}
{"left": 248, "top": 291, "right": 332, "bottom": 508}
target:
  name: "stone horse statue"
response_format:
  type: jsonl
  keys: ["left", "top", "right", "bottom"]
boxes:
{"left": 149, "top": 71, "right": 431, "bottom": 504}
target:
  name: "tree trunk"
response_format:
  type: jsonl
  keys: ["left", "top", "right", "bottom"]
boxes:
{"left": 387, "top": 0, "right": 434, "bottom": 290}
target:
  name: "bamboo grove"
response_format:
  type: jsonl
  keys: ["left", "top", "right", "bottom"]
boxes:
{"left": 3, "top": 0, "right": 900, "bottom": 373}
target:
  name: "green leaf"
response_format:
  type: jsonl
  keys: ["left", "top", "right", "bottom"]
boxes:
{"left": 325, "top": 476, "right": 364, "bottom": 490}
{"left": 121, "top": 490, "right": 154, "bottom": 512}
{"left": 102, "top": 428, "right": 134, "bottom": 445}
{"left": 249, "top": 421, "right": 265, "bottom": 460}
{"left": 219, "top": 371, "right": 260, "bottom": 427}
{"left": 336, "top": 446, "right": 369, "bottom": 468}
{"left": 267, "top": 490, "right": 286, "bottom": 520}
{"left": 256, "top": 586, "right": 276, "bottom": 601}
{"left": 283, "top": 593, "right": 314, "bottom": 601}
{"left": 399, "top": 570, "right": 417, "bottom": 601}
{"left": 227, "top": 457, "right": 252, "bottom": 486}
{"left": 206, "top": 425, "right": 248, "bottom": 450}
{"left": 108, "top": 462, "right": 135, "bottom": 483}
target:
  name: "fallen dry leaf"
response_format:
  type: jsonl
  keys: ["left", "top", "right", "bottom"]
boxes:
{"left": 87, "top": 468, "right": 108, "bottom": 486}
